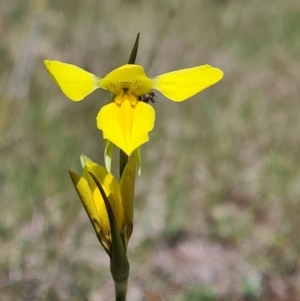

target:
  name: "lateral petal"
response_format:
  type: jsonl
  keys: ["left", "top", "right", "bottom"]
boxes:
{"left": 152, "top": 64, "right": 223, "bottom": 102}
{"left": 44, "top": 60, "right": 101, "bottom": 101}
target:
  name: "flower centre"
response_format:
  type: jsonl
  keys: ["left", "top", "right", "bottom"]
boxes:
{"left": 115, "top": 87, "right": 138, "bottom": 106}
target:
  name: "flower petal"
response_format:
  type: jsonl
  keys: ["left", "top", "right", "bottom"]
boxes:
{"left": 152, "top": 64, "right": 223, "bottom": 102}
{"left": 131, "top": 101, "right": 155, "bottom": 151}
{"left": 83, "top": 162, "right": 124, "bottom": 231}
{"left": 97, "top": 101, "right": 155, "bottom": 155}
{"left": 44, "top": 60, "right": 101, "bottom": 101}
{"left": 69, "top": 171, "right": 110, "bottom": 254}
{"left": 100, "top": 64, "right": 153, "bottom": 96}
{"left": 69, "top": 171, "right": 101, "bottom": 233}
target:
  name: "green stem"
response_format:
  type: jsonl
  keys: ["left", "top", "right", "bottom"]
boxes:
{"left": 119, "top": 149, "right": 128, "bottom": 178}
{"left": 114, "top": 279, "right": 128, "bottom": 301}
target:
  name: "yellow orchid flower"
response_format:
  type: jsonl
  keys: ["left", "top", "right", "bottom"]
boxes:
{"left": 69, "top": 155, "right": 135, "bottom": 255}
{"left": 44, "top": 61, "right": 223, "bottom": 155}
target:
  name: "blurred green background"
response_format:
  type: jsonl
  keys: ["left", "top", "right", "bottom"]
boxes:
{"left": 1, "top": 0, "right": 300, "bottom": 300}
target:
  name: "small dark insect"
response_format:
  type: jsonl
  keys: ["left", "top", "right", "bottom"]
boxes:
{"left": 137, "top": 91, "right": 155, "bottom": 104}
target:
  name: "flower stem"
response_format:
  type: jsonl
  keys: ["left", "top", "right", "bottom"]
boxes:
{"left": 114, "top": 279, "right": 128, "bottom": 301}
{"left": 115, "top": 31, "right": 140, "bottom": 300}
{"left": 119, "top": 149, "right": 128, "bottom": 178}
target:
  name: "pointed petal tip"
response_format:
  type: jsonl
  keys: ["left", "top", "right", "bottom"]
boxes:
{"left": 68, "top": 170, "right": 81, "bottom": 184}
